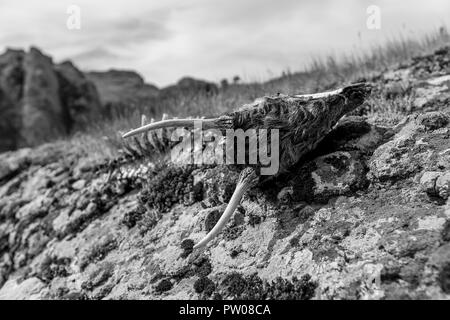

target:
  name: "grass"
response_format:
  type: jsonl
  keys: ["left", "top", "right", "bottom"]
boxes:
{"left": 70, "top": 26, "right": 450, "bottom": 163}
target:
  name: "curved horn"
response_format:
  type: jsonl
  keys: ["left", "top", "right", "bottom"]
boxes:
{"left": 122, "top": 118, "right": 218, "bottom": 139}
{"left": 194, "top": 168, "right": 258, "bottom": 249}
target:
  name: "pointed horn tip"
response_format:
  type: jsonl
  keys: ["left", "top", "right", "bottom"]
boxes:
{"left": 122, "top": 131, "right": 134, "bottom": 139}
{"left": 349, "top": 81, "right": 373, "bottom": 92}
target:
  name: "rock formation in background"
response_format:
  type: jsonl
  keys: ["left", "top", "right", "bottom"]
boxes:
{"left": 55, "top": 61, "right": 102, "bottom": 127}
{"left": 86, "top": 70, "right": 159, "bottom": 117}
{"left": 0, "top": 46, "right": 221, "bottom": 152}
{"left": 0, "top": 47, "right": 102, "bottom": 152}
{"left": 0, "top": 49, "right": 25, "bottom": 151}
{"left": 86, "top": 71, "right": 219, "bottom": 117}
{"left": 21, "top": 47, "right": 69, "bottom": 147}
{"left": 160, "top": 76, "right": 219, "bottom": 98}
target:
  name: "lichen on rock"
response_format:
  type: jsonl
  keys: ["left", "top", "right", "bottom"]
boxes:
{"left": 1, "top": 46, "right": 450, "bottom": 300}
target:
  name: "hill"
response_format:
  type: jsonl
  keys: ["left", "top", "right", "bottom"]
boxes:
{"left": 0, "top": 30, "right": 449, "bottom": 299}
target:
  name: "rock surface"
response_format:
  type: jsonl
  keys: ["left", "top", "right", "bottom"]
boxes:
{"left": 0, "top": 47, "right": 450, "bottom": 300}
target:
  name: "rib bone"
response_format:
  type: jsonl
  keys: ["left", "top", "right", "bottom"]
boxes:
{"left": 194, "top": 167, "right": 259, "bottom": 249}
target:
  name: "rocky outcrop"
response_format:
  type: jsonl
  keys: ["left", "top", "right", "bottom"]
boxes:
{"left": 0, "top": 46, "right": 450, "bottom": 300}
{"left": 86, "top": 70, "right": 159, "bottom": 116}
{"left": 160, "top": 77, "right": 219, "bottom": 98}
{"left": 21, "top": 48, "right": 68, "bottom": 147}
{"left": 86, "top": 71, "right": 219, "bottom": 117}
{"left": 0, "top": 49, "right": 25, "bottom": 151}
{"left": 380, "top": 46, "right": 450, "bottom": 113}
{"left": 0, "top": 47, "right": 221, "bottom": 152}
{"left": 55, "top": 61, "right": 102, "bottom": 127}
{"left": 0, "top": 47, "right": 102, "bottom": 152}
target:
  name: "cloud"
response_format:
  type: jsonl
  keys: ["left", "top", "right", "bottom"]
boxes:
{"left": 0, "top": 0, "right": 449, "bottom": 85}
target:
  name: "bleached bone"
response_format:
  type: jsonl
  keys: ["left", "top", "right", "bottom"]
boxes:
{"left": 194, "top": 167, "right": 258, "bottom": 249}
{"left": 122, "top": 118, "right": 219, "bottom": 138}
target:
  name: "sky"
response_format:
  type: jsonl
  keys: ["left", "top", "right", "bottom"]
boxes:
{"left": 0, "top": 0, "right": 449, "bottom": 86}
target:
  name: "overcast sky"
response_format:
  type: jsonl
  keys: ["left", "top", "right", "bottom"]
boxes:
{"left": 0, "top": 0, "right": 448, "bottom": 86}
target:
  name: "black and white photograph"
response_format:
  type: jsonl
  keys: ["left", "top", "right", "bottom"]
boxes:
{"left": 0, "top": 0, "right": 449, "bottom": 306}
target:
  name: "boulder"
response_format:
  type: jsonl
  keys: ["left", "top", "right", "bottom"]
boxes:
{"left": 0, "top": 47, "right": 102, "bottom": 152}
{"left": 55, "top": 61, "right": 103, "bottom": 126}
{"left": 0, "top": 49, "right": 25, "bottom": 151}
{"left": 21, "top": 47, "right": 68, "bottom": 147}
